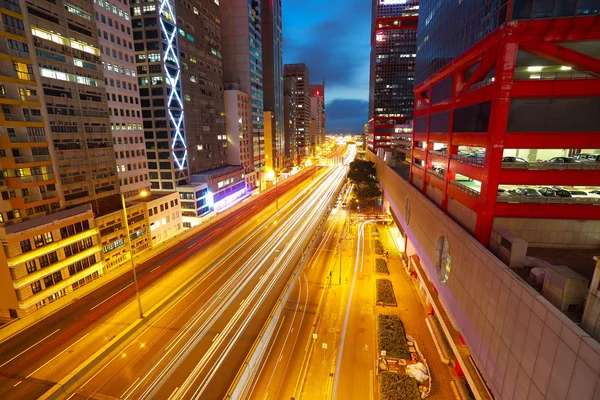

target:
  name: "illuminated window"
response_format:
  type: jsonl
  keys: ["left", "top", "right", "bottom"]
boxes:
{"left": 66, "top": 3, "right": 92, "bottom": 20}
{"left": 13, "top": 62, "right": 33, "bottom": 80}
{"left": 148, "top": 53, "right": 160, "bottom": 62}
{"left": 193, "top": 7, "right": 198, "bottom": 14}
{"left": 184, "top": 95, "right": 190, "bottom": 101}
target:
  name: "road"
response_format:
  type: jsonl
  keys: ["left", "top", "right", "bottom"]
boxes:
{"left": 0, "top": 166, "right": 318, "bottom": 400}
{"left": 246, "top": 182, "right": 357, "bottom": 400}
{"left": 64, "top": 165, "right": 348, "bottom": 400}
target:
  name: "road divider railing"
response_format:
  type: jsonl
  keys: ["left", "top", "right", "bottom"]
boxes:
{"left": 225, "top": 171, "right": 347, "bottom": 400}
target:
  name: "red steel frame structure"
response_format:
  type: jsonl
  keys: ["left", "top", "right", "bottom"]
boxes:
{"left": 410, "top": 15, "right": 600, "bottom": 246}
{"left": 369, "top": 14, "right": 418, "bottom": 152}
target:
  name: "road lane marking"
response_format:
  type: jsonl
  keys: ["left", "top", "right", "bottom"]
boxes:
{"left": 0, "top": 328, "right": 60, "bottom": 368}
{"left": 26, "top": 333, "right": 91, "bottom": 378}
{"left": 90, "top": 283, "right": 133, "bottom": 310}
{"left": 212, "top": 333, "right": 219, "bottom": 342}
{"left": 150, "top": 264, "right": 162, "bottom": 273}
{"left": 13, "top": 381, "right": 21, "bottom": 387}
{"left": 167, "top": 386, "right": 180, "bottom": 400}
{"left": 121, "top": 376, "right": 140, "bottom": 398}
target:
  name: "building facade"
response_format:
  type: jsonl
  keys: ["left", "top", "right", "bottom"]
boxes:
{"left": 176, "top": 0, "right": 228, "bottom": 175}
{"left": 310, "top": 83, "right": 325, "bottom": 151}
{"left": 261, "top": 0, "right": 284, "bottom": 171}
{"left": 132, "top": 0, "right": 188, "bottom": 190}
{"left": 368, "top": 0, "right": 419, "bottom": 152}
{"left": 94, "top": 0, "right": 150, "bottom": 199}
{"left": 224, "top": 86, "right": 256, "bottom": 189}
{"left": 220, "top": 0, "right": 265, "bottom": 180}
{"left": 284, "top": 63, "right": 310, "bottom": 160}
{"left": 133, "top": 191, "right": 182, "bottom": 246}
{"left": 283, "top": 75, "right": 297, "bottom": 167}
{"left": 371, "top": 1, "right": 600, "bottom": 399}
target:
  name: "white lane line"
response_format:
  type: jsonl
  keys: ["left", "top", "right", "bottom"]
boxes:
{"left": 167, "top": 386, "right": 180, "bottom": 400}
{"left": 0, "top": 329, "right": 60, "bottom": 368}
{"left": 212, "top": 333, "right": 219, "bottom": 342}
{"left": 13, "top": 381, "right": 22, "bottom": 387}
{"left": 150, "top": 264, "right": 162, "bottom": 273}
{"left": 121, "top": 376, "right": 140, "bottom": 398}
{"left": 26, "top": 333, "right": 91, "bottom": 378}
{"left": 90, "top": 283, "right": 133, "bottom": 310}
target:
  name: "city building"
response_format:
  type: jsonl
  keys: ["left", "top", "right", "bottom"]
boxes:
{"left": 284, "top": 63, "right": 311, "bottom": 161}
{"left": 0, "top": 205, "right": 102, "bottom": 317}
{"left": 224, "top": 85, "right": 256, "bottom": 189}
{"left": 94, "top": 0, "right": 150, "bottom": 199}
{"left": 93, "top": 194, "right": 150, "bottom": 271}
{"left": 176, "top": 0, "right": 228, "bottom": 175}
{"left": 190, "top": 166, "right": 247, "bottom": 213}
{"left": 261, "top": 0, "right": 284, "bottom": 171}
{"left": 132, "top": 191, "right": 182, "bottom": 246}
{"left": 310, "top": 83, "right": 325, "bottom": 152}
{"left": 371, "top": 1, "right": 600, "bottom": 399}
{"left": 132, "top": 0, "right": 188, "bottom": 190}
{"left": 283, "top": 75, "right": 297, "bottom": 167}
{"left": 367, "top": 0, "right": 418, "bottom": 152}
{"left": 220, "top": 0, "right": 265, "bottom": 184}
{"left": 177, "top": 182, "right": 210, "bottom": 228}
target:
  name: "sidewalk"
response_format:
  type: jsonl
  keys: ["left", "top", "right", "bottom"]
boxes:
{"left": 376, "top": 222, "right": 456, "bottom": 399}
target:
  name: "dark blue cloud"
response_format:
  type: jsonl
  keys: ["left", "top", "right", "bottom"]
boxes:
{"left": 283, "top": 0, "right": 370, "bottom": 133}
{"left": 325, "top": 99, "right": 368, "bottom": 134}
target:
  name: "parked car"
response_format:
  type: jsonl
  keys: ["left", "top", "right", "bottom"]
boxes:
{"left": 502, "top": 156, "right": 528, "bottom": 163}
{"left": 540, "top": 187, "right": 572, "bottom": 197}
{"left": 545, "top": 157, "right": 580, "bottom": 163}
{"left": 568, "top": 190, "right": 589, "bottom": 198}
{"left": 517, "top": 188, "right": 542, "bottom": 196}
{"left": 497, "top": 188, "right": 513, "bottom": 197}
{"left": 575, "top": 154, "right": 600, "bottom": 162}
{"left": 590, "top": 190, "right": 600, "bottom": 195}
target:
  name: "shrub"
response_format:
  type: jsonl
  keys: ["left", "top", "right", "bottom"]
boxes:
{"left": 374, "top": 239, "right": 384, "bottom": 255}
{"left": 376, "top": 279, "right": 396, "bottom": 305}
{"left": 378, "top": 314, "right": 410, "bottom": 358}
{"left": 375, "top": 258, "right": 389, "bottom": 274}
{"left": 379, "top": 372, "right": 420, "bottom": 400}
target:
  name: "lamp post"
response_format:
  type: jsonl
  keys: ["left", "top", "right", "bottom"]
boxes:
{"left": 121, "top": 190, "right": 148, "bottom": 319}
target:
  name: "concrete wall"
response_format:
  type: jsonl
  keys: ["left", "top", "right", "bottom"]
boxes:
{"left": 493, "top": 218, "right": 600, "bottom": 248}
{"left": 369, "top": 151, "right": 600, "bottom": 400}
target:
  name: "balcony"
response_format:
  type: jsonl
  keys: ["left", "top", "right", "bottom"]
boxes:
{"left": 501, "top": 161, "right": 599, "bottom": 170}
{"left": 7, "top": 47, "right": 30, "bottom": 60}
{"left": 428, "top": 150, "right": 447, "bottom": 158}
{"left": 14, "top": 155, "right": 51, "bottom": 164}
{"left": 496, "top": 195, "right": 600, "bottom": 205}
{"left": 4, "top": 25, "right": 25, "bottom": 38}
{"left": 0, "top": 67, "right": 34, "bottom": 82}
{"left": 0, "top": 133, "right": 47, "bottom": 148}
{"left": 426, "top": 168, "right": 445, "bottom": 181}
{"left": 1, "top": 113, "right": 43, "bottom": 123}
{"left": 6, "top": 174, "right": 55, "bottom": 187}
{"left": 0, "top": 0, "right": 21, "bottom": 13}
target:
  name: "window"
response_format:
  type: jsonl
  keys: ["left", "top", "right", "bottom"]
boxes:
{"left": 44, "top": 231, "right": 53, "bottom": 244}
{"left": 39, "top": 254, "right": 50, "bottom": 268}
{"left": 20, "top": 239, "right": 32, "bottom": 253}
{"left": 33, "top": 234, "right": 45, "bottom": 248}
{"left": 31, "top": 280, "right": 42, "bottom": 294}
{"left": 26, "top": 260, "right": 37, "bottom": 274}
{"left": 436, "top": 236, "right": 451, "bottom": 283}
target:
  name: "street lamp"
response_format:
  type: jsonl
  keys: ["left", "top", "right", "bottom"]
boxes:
{"left": 121, "top": 189, "right": 148, "bottom": 319}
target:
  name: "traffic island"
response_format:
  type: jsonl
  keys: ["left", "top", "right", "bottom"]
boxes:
{"left": 377, "top": 314, "right": 410, "bottom": 359}
{"left": 375, "top": 258, "right": 390, "bottom": 274}
{"left": 376, "top": 279, "right": 397, "bottom": 306}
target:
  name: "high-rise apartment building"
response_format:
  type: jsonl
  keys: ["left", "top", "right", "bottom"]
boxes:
{"left": 220, "top": 0, "right": 265, "bottom": 178}
{"left": 283, "top": 75, "right": 297, "bottom": 167}
{"left": 176, "top": 0, "right": 228, "bottom": 175}
{"left": 224, "top": 86, "right": 256, "bottom": 189}
{"left": 261, "top": 0, "right": 284, "bottom": 171}
{"left": 131, "top": 0, "right": 188, "bottom": 190}
{"left": 370, "top": 2, "right": 600, "bottom": 399}
{"left": 94, "top": 0, "right": 150, "bottom": 199}
{"left": 310, "top": 83, "right": 325, "bottom": 150}
{"left": 29, "top": 0, "right": 121, "bottom": 207}
{"left": 367, "top": 0, "right": 418, "bottom": 152}
{"left": 284, "top": 63, "right": 310, "bottom": 160}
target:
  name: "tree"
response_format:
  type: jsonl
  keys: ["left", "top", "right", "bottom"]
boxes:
{"left": 348, "top": 160, "right": 377, "bottom": 184}
{"left": 356, "top": 181, "right": 382, "bottom": 206}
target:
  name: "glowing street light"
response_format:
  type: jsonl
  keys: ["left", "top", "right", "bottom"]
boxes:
{"left": 121, "top": 189, "right": 149, "bottom": 319}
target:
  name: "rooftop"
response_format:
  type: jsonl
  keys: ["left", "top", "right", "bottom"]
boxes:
{"left": 2, "top": 204, "right": 93, "bottom": 235}
{"left": 190, "top": 165, "right": 244, "bottom": 181}
{"left": 131, "top": 191, "right": 178, "bottom": 204}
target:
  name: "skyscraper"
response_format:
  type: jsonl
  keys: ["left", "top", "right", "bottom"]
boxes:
{"left": 368, "top": 0, "right": 419, "bottom": 152}
{"left": 132, "top": 0, "right": 188, "bottom": 190}
{"left": 261, "top": 0, "right": 284, "bottom": 171}
{"left": 94, "top": 0, "right": 150, "bottom": 199}
{"left": 283, "top": 75, "right": 297, "bottom": 167}
{"left": 310, "top": 83, "right": 325, "bottom": 150}
{"left": 284, "top": 63, "right": 310, "bottom": 161}
{"left": 177, "top": 0, "right": 228, "bottom": 175}
{"left": 220, "top": 0, "right": 265, "bottom": 182}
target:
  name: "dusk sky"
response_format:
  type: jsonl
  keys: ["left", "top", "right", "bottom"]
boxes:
{"left": 283, "top": 0, "right": 371, "bottom": 134}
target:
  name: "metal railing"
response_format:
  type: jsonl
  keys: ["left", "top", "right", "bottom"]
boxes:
{"left": 413, "top": 146, "right": 426, "bottom": 153}
{"left": 412, "top": 163, "right": 424, "bottom": 170}
{"left": 501, "top": 161, "right": 599, "bottom": 170}
{"left": 11, "top": 174, "right": 55, "bottom": 183}
{"left": 496, "top": 195, "right": 600, "bottom": 205}
{"left": 426, "top": 169, "right": 445, "bottom": 181}
{"left": 13, "top": 154, "right": 51, "bottom": 163}
{"left": 452, "top": 154, "right": 485, "bottom": 167}
{"left": 3, "top": 133, "right": 47, "bottom": 143}
{"left": 429, "top": 150, "right": 446, "bottom": 158}
{"left": 449, "top": 180, "right": 480, "bottom": 198}
{"left": 1, "top": 113, "right": 43, "bottom": 123}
